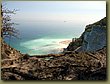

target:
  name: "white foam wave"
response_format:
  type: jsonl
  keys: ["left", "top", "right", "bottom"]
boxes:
{"left": 20, "top": 38, "right": 71, "bottom": 55}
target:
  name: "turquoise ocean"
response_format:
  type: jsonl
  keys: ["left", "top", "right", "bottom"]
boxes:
{"left": 5, "top": 20, "right": 85, "bottom": 55}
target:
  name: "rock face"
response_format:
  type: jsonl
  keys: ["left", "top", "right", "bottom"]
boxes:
{"left": 79, "top": 25, "right": 106, "bottom": 52}
{"left": 1, "top": 47, "right": 107, "bottom": 80}
{"left": 1, "top": 40, "right": 23, "bottom": 60}
{"left": 66, "top": 17, "right": 106, "bottom": 52}
{"left": 1, "top": 17, "right": 107, "bottom": 80}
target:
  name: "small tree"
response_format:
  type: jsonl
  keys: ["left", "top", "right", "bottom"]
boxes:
{"left": 1, "top": 4, "right": 19, "bottom": 40}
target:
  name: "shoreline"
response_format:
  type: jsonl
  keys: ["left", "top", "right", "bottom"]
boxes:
{"left": 23, "top": 39, "right": 72, "bottom": 55}
{"left": 59, "top": 40, "right": 72, "bottom": 45}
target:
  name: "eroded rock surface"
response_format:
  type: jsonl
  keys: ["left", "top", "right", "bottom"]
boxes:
{"left": 1, "top": 41, "right": 106, "bottom": 80}
{"left": 66, "top": 17, "right": 106, "bottom": 52}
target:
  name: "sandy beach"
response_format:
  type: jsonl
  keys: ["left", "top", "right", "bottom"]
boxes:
{"left": 59, "top": 40, "right": 72, "bottom": 45}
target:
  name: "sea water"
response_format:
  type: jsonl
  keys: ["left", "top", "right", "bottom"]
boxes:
{"left": 5, "top": 21, "right": 85, "bottom": 55}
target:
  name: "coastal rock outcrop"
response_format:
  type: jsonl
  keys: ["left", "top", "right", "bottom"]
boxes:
{"left": 66, "top": 17, "right": 106, "bottom": 52}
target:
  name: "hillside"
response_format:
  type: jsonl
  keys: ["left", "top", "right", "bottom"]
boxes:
{"left": 1, "top": 17, "right": 107, "bottom": 80}
{"left": 66, "top": 17, "right": 106, "bottom": 52}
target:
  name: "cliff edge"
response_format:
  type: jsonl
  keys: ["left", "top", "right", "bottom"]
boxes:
{"left": 66, "top": 17, "right": 106, "bottom": 52}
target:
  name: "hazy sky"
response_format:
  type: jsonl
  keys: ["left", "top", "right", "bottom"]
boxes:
{"left": 3, "top": 1, "right": 106, "bottom": 24}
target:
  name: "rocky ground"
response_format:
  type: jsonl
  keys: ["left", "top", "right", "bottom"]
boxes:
{"left": 1, "top": 41, "right": 107, "bottom": 80}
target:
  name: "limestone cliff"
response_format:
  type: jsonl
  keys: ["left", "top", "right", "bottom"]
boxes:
{"left": 66, "top": 17, "right": 106, "bottom": 52}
